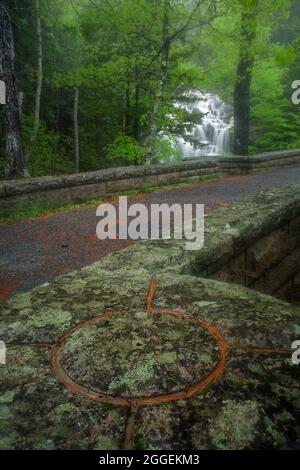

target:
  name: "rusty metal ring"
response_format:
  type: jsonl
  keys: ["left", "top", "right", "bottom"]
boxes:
{"left": 51, "top": 308, "right": 229, "bottom": 407}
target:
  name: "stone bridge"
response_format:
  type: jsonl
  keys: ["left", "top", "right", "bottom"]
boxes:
{"left": 0, "top": 154, "right": 300, "bottom": 450}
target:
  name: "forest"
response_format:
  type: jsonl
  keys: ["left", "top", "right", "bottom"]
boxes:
{"left": 0, "top": 0, "right": 300, "bottom": 178}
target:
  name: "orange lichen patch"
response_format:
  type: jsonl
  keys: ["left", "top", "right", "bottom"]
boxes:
{"left": 146, "top": 277, "right": 157, "bottom": 312}
{"left": 51, "top": 308, "right": 229, "bottom": 407}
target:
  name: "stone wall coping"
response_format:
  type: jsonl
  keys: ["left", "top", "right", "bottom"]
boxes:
{"left": 220, "top": 148, "right": 300, "bottom": 164}
{"left": 0, "top": 157, "right": 219, "bottom": 198}
{"left": 1, "top": 148, "right": 300, "bottom": 200}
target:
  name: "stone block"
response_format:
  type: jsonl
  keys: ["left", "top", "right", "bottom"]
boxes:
{"left": 177, "top": 168, "right": 217, "bottom": 179}
{"left": 105, "top": 178, "right": 136, "bottom": 193}
{"left": 293, "top": 272, "right": 300, "bottom": 300}
{"left": 0, "top": 194, "right": 30, "bottom": 215}
{"left": 195, "top": 234, "right": 234, "bottom": 277}
{"left": 157, "top": 172, "right": 182, "bottom": 185}
{"left": 28, "top": 188, "right": 71, "bottom": 207}
{"left": 246, "top": 226, "right": 289, "bottom": 282}
{"left": 249, "top": 275, "right": 266, "bottom": 294}
{"left": 212, "top": 252, "right": 246, "bottom": 285}
{"left": 288, "top": 217, "right": 300, "bottom": 251}
{"left": 0, "top": 183, "right": 7, "bottom": 197}
{"left": 273, "top": 280, "right": 294, "bottom": 301}
{"left": 133, "top": 175, "right": 158, "bottom": 189}
{"left": 69, "top": 182, "right": 106, "bottom": 202}
{"left": 264, "top": 248, "right": 300, "bottom": 294}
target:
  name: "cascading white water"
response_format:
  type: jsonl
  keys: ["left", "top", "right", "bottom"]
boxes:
{"left": 175, "top": 90, "right": 233, "bottom": 158}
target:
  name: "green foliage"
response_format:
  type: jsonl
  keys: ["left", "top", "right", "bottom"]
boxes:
{"left": 0, "top": 154, "right": 6, "bottom": 178}
{"left": 2, "top": 0, "right": 300, "bottom": 177}
{"left": 0, "top": 202, "right": 54, "bottom": 222}
{"left": 22, "top": 116, "right": 74, "bottom": 176}
{"left": 152, "top": 136, "right": 181, "bottom": 164}
{"left": 106, "top": 135, "right": 146, "bottom": 166}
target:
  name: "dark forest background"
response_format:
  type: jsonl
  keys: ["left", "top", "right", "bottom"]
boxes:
{"left": 1, "top": 0, "right": 300, "bottom": 177}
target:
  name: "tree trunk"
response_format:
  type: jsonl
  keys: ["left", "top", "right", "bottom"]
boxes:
{"left": 0, "top": 2, "right": 25, "bottom": 176}
{"left": 53, "top": 86, "right": 60, "bottom": 153}
{"left": 0, "top": 79, "right": 5, "bottom": 104}
{"left": 18, "top": 91, "right": 24, "bottom": 119}
{"left": 55, "top": 87, "right": 60, "bottom": 134}
{"left": 147, "top": 0, "right": 170, "bottom": 158}
{"left": 233, "top": 9, "right": 257, "bottom": 156}
{"left": 133, "top": 68, "right": 140, "bottom": 141}
{"left": 29, "top": 0, "right": 43, "bottom": 153}
{"left": 123, "top": 81, "right": 130, "bottom": 134}
{"left": 74, "top": 86, "right": 80, "bottom": 172}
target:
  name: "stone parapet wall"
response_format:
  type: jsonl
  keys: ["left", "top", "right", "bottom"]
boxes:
{"left": 1, "top": 149, "right": 300, "bottom": 215}
{"left": 0, "top": 158, "right": 219, "bottom": 215}
{"left": 220, "top": 149, "right": 300, "bottom": 175}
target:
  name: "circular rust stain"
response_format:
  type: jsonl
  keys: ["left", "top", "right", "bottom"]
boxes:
{"left": 51, "top": 308, "right": 229, "bottom": 407}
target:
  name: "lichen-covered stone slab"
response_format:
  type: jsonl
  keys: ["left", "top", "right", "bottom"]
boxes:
{"left": 0, "top": 344, "right": 126, "bottom": 450}
{"left": 134, "top": 352, "right": 300, "bottom": 450}
{"left": 1, "top": 269, "right": 300, "bottom": 449}
{"left": 1, "top": 185, "right": 300, "bottom": 449}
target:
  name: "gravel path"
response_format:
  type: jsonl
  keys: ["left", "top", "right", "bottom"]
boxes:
{"left": 1, "top": 165, "right": 300, "bottom": 300}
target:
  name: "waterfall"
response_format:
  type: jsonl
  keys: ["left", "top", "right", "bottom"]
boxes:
{"left": 175, "top": 90, "right": 233, "bottom": 158}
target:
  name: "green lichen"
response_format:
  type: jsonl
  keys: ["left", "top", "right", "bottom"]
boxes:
{"left": 209, "top": 400, "right": 261, "bottom": 450}
{"left": 0, "top": 365, "right": 38, "bottom": 384}
{"left": 0, "top": 391, "right": 15, "bottom": 404}
{"left": 157, "top": 351, "right": 177, "bottom": 364}
{"left": 0, "top": 432, "right": 17, "bottom": 450}
{"left": 264, "top": 417, "right": 286, "bottom": 447}
{"left": 94, "top": 435, "right": 119, "bottom": 450}
{"left": 165, "top": 330, "right": 182, "bottom": 340}
{"left": 25, "top": 307, "right": 71, "bottom": 330}
{"left": 7, "top": 293, "right": 32, "bottom": 310}
{"left": 64, "top": 326, "right": 97, "bottom": 355}
{"left": 55, "top": 403, "right": 76, "bottom": 414}
{"left": 108, "top": 353, "right": 155, "bottom": 393}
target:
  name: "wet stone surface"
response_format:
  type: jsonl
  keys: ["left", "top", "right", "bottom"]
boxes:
{"left": 60, "top": 311, "right": 219, "bottom": 398}
{"left": 1, "top": 183, "right": 300, "bottom": 452}
{"left": 1, "top": 270, "right": 300, "bottom": 449}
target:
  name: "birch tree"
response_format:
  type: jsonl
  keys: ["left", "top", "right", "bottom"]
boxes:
{"left": 74, "top": 86, "right": 80, "bottom": 171}
{"left": 29, "top": 0, "right": 43, "bottom": 156}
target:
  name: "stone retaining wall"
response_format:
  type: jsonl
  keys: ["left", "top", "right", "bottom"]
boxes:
{"left": 1, "top": 148, "right": 300, "bottom": 215}
{"left": 210, "top": 217, "right": 300, "bottom": 300}
{"left": 70, "top": 184, "right": 300, "bottom": 301}
{"left": 190, "top": 185, "right": 300, "bottom": 300}
{"left": 220, "top": 149, "right": 300, "bottom": 175}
